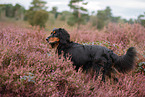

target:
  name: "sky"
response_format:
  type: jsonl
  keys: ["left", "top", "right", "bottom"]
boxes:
{"left": 0, "top": 0, "right": 145, "bottom": 20}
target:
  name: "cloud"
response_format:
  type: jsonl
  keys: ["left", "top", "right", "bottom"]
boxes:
{"left": 84, "top": 0, "right": 145, "bottom": 19}
{"left": 84, "top": 1, "right": 102, "bottom": 11}
{"left": 46, "top": 1, "right": 69, "bottom": 11}
{"left": 106, "top": 0, "right": 145, "bottom": 9}
{"left": 86, "top": 0, "right": 145, "bottom": 10}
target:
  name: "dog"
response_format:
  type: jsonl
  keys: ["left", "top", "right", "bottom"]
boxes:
{"left": 46, "top": 28, "right": 136, "bottom": 82}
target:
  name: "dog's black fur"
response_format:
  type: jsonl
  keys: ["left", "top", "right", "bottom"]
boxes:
{"left": 46, "top": 28, "right": 136, "bottom": 82}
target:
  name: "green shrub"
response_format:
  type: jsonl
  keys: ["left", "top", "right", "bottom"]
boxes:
{"left": 25, "top": 10, "right": 48, "bottom": 28}
{"left": 136, "top": 62, "right": 145, "bottom": 75}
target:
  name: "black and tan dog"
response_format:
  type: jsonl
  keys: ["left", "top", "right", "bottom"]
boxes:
{"left": 46, "top": 28, "right": 136, "bottom": 82}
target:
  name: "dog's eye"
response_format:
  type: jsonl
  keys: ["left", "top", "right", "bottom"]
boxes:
{"left": 51, "top": 31, "right": 56, "bottom": 34}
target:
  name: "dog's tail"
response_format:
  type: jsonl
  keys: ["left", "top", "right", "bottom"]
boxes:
{"left": 111, "top": 47, "right": 137, "bottom": 73}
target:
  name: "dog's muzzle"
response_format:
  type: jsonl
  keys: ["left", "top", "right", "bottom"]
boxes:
{"left": 46, "top": 37, "right": 59, "bottom": 44}
{"left": 46, "top": 36, "right": 60, "bottom": 48}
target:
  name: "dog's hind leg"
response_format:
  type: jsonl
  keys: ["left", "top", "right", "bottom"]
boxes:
{"left": 92, "top": 52, "right": 114, "bottom": 82}
{"left": 92, "top": 57, "right": 104, "bottom": 80}
{"left": 111, "top": 68, "right": 118, "bottom": 82}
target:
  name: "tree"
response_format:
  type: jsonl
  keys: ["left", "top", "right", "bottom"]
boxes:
{"left": 5, "top": 4, "right": 14, "bottom": 17}
{"left": 60, "top": 11, "right": 72, "bottom": 21}
{"left": 138, "top": 13, "right": 145, "bottom": 27}
{"left": 96, "top": 6, "right": 112, "bottom": 29}
{"left": 13, "top": 4, "right": 25, "bottom": 20}
{"left": 25, "top": 0, "right": 48, "bottom": 28}
{"left": 30, "top": 0, "right": 47, "bottom": 11}
{"left": 0, "top": 4, "right": 25, "bottom": 20}
{"left": 111, "top": 16, "right": 121, "bottom": 23}
{"left": 68, "top": 0, "right": 88, "bottom": 30}
{"left": 0, "top": 4, "right": 6, "bottom": 19}
{"left": 128, "top": 19, "right": 134, "bottom": 24}
{"left": 51, "top": 6, "right": 58, "bottom": 19}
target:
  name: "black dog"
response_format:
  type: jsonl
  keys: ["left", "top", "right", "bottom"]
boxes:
{"left": 46, "top": 28, "right": 136, "bottom": 82}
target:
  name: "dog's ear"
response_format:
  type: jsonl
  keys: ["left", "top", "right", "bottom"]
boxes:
{"left": 59, "top": 28, "right": 70, "bottom": 44}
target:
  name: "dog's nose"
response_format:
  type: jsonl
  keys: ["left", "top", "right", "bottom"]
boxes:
{"left": 46, "top": 38, "right": 49, "bottom": 41}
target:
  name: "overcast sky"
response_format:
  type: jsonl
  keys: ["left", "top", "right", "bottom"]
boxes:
{"left": 0, "top": 0, "right": 145, "bottom": 20}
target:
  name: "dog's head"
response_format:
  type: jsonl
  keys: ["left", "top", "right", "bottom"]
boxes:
{"left": 46, "top": 28, "right": 70, "bottom": 48}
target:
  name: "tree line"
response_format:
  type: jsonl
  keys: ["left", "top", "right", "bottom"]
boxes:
{"left": 0, "top": 0, "right": 144, "bottom": 29}
{"left": 0, "top": 4, "right": 25, "bottom": 20}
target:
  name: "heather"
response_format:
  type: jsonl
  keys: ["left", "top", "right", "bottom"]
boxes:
{"left": 0, "top": 22, "right": 145, "bottom": 96}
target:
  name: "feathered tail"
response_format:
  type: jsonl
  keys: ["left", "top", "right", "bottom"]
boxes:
{"left": 111, "top": 47, "right": 137, "bottom": 73}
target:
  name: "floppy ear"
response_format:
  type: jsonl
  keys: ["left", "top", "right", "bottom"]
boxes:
{"left": 59, "top": 28, "right": 70, "bottom": 44}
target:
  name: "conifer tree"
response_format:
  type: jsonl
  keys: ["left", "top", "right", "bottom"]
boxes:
{"left": 68, "top": 0, "right": 88, "bottom": 30}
